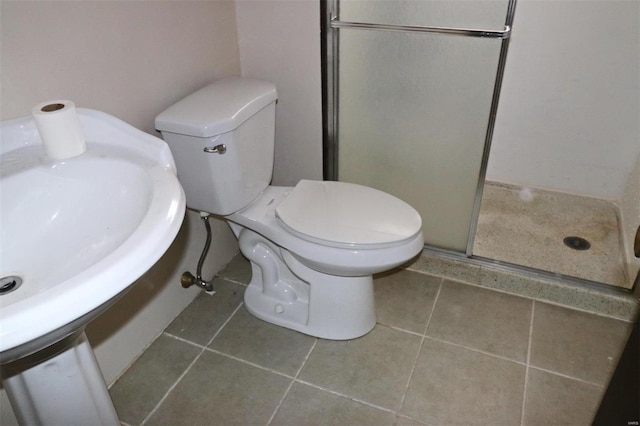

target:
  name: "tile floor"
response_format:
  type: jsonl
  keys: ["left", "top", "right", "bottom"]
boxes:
{"left": 474, "top": 182, "right": 628, "bottom": 288}
{"left": 110, "top": 254, "right": 633, "bottom": 426}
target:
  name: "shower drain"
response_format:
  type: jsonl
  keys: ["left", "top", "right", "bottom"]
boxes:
{"left": 0, "top": 275, "right": 23, "bottom": 295}
{"left": 563, "top": 236, "right": 591, "bottom": 251}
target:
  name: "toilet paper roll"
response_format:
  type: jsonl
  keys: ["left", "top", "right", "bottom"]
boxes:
{"left": 32, "top": 100, "right": 86, "bottom": 160}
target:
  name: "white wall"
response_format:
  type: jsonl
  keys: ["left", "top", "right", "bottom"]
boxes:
{"left": 488, "top": 0, "right": 640, "bottom": 200}
{"left": 234, "top": 0, "right": 324, "bottom": 186}
{"left": 232, "top": 0, "right": 640, "bottom": 202}
{"left": 0, "top": 1, "right": 240, "bottom": 423}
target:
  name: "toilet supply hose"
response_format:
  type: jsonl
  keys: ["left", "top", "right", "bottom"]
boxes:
{"left": 180, "top": 213, "right": 215, "bottom": 292}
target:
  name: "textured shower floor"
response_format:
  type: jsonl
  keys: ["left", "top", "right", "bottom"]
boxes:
{"left": 473, "top": 182, "right": 628, "bottom": 288}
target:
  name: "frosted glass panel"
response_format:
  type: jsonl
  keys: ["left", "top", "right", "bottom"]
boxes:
{"left": 340, "top": 0, "right": 510, "bottom": 30}
{"left": 337, "top": 30, "right": 501, "bottom": 251}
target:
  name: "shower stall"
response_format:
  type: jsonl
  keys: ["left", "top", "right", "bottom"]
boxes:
{"left": 322, "top": 0, "right": 640, "bottom": 290}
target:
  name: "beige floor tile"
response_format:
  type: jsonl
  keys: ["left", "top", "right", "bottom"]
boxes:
{"left": 146, "top": 351, "right": 291, "bottom": 426}
{"left": 209, "top": 307, "right": 316, "bottom": 376}
{"left": 218, "top": 253, "right": 252, "bottom": 285}
{"left": 271, "top": 382, "right": 395, "bottom": 426}
{"left": 112, "top": 248, "right": 631, "bottom": 425}
{"left": 401, "top": 338, "right": 525, "bottom": 425}
{"left": 374, "top": 269, "right": 441, "bottom": 333}
{"left": 426, "top": 280, "right": 532, "bottom": 362}
{"left": 299, "top": 325, "right": 422, "bottom": 410}
{"left": 164, "top": 279, "right": 244, "bottom": 345}
{"left": 474, "top": 183, "right": 627, "bottom": 287}
{"left": 109, "top": 335, "right": 201, "bottom": 425}
{"left": 394, "top": 415, "right": 431, "bottom": 425}
{"left": 523, "top": 368, "right": 604, "bottom": 426}
{"left": 530, "top": 302, "right": 631, "bottom": 384}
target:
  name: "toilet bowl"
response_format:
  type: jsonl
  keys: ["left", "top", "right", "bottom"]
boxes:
{"left": 155, "top": 77, "right": 424, "bottom": 339}
{"left": 228, "top": 182, "right": 423, "bottom": 339}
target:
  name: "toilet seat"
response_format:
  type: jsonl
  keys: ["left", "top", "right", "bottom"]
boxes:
{"left": 275, "top": 180, "right": 422, "bottom": 249}
{"left": 228, "top": 185, "right": 424, "bottom": 276}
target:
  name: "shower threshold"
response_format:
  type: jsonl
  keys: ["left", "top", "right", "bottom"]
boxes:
{"left": 406, "top": 247, "right": 638, "bottom": 322}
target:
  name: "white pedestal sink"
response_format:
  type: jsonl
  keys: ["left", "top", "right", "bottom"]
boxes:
{"left": 3, "top": 331, "right": 120, "bottom": 424}
{"left": 0, "top": 109, "right": 186, "bottom": 424}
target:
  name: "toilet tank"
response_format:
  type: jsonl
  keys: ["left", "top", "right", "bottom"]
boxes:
{"left": 155, "top": 77, "right": 277, "bottom": 215}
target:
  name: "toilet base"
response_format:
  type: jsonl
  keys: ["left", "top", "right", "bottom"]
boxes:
{"left": 238, "top": 228, "right": 376, "bottom": 340}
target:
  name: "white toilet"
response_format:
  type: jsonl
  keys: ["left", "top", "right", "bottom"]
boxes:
{"left": 155, "top": 77, "right": 424, "bottom": 340}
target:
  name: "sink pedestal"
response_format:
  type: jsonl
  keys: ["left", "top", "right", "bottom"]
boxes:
{"left": 2, "top": 330, "right": 119, "bottom": 425}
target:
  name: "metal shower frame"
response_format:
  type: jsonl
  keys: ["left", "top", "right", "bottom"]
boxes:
{"left": 321, "top": 0, "right": 518, "bottom": 257}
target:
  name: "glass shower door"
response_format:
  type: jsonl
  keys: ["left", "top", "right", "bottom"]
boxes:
{"left": 327, "top": 0, "right": 515, "bottom": 252}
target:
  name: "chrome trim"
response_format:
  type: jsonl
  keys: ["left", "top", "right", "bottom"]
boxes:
{"left": 465, "top": 0, "right": 518, "bottom": 255}
{"left": 323, "top": 1, "right": 340, "bottom": 180}
{"left": 203, "top": 144, "right": 226, "bottom": 154}
{"left": 330, "top": 18, "right": 511, "bottom": 39}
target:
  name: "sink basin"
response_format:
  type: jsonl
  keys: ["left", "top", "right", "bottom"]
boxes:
{"left": 0, "top": 109, "right": 186, "bottom": 360}
{"left": 0, "top": 108, "right": 185, "bottom": 424}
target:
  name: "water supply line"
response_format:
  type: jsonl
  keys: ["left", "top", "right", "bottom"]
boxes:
{"left": 180, "top": 212, "right": 215, "bottom": 292}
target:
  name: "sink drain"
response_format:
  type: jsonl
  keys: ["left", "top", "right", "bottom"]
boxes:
{"left": 0, "top": 275, "right": 23, "bottom": 295}
{"left": 563, "top": 236, "right": 591, "bottom": 251}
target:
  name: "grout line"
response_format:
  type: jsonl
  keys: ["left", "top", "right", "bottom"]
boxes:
{"left": 162, "top": 332, "right": 208, "bottom": 350}
{"left": 394, "top": 334, "right": 425, "bottom": 422}
{"left": 376, "top": 323, "right": 424, "bottom": 338}
{"left": 394, "top": 413, "right": 436, "bottom": 426}
{"left": 520, "top": 299, "right": 535, "bottom": 426}
{"left": 206, "top": 302, "right": 244, "bottom": 346}
{"left": 266, "top": 379, "right": 296, "bottom": 425}
{"left": 139, "top": 303, "right": 244, "bottom": 425}
{"left": 421, "top": 335, "right": 527, "bottom": 367}
{"left": 138, "top": 346, "right": 203, "bottom": 426}
{"left": 266, "top": 339, "right": 319, "bottom": 425}
{"left": 293, "top": 338, "right": 318, "bottom": 378}
{"left": 218, "top": 276, "right": 249, "bottom": 287}
{"left": 395, "top": 277, "right": 444, "bottom": 419}
{"left": 403, "top": 267, "right": 445, "bottom": 281}
{"left": 204, "top": 347, "right": 296, "bottom": 380}
{"left": 422, "top": 277, "right": 445, "bottom": 337}
{"left": 526, "top": 365, "right": 606, "bottom": 389}
{"left": 293, "top": 379, "right": 398, "bottom": 415}
{"left": 440, "top": 278, "right": 531, "bottom": 299}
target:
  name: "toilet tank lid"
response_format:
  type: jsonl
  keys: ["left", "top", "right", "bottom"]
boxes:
{"left": 155, "top": 77, "right": 277, "bottom": 138}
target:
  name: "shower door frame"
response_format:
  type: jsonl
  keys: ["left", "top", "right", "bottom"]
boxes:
{"left": 321, "top": 0, "right": 518, "bottom": 256}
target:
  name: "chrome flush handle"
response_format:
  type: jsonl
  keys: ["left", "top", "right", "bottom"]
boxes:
{"left": 203, "top": 144, "right": 227, "bottom": 154}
